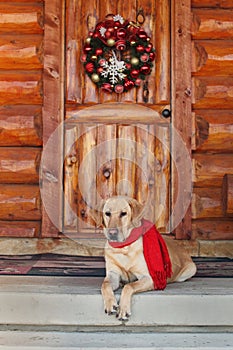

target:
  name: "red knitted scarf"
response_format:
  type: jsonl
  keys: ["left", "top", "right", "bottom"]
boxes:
{"left": 109, "top": 219, "right": 172, "bottom": 290}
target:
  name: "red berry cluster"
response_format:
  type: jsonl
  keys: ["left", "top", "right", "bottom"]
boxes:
{"left": 81, "top": 14, "right": 155, "bottom": 93}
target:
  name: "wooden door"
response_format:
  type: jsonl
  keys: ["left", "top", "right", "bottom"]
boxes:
{"left": 63, "top": 0, "right": 171, "bottom": 238}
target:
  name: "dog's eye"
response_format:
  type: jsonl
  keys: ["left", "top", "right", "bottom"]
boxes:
{"left": 105, "top": 211, "right": 111, "bottom": 217}
{"left": 120, "top": 211, "right": 127, "bottom": 218}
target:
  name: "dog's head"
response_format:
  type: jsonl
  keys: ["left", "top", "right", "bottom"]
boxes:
{"left": 91, "top": 196, "right": 143, "bottom": 242}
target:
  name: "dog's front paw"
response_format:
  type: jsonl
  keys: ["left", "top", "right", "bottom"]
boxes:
{"left": 116, "top": 304, "right": 131, "bottom": 322}
{"left": 104, "top": 297, "right": 118, "bottom": 315}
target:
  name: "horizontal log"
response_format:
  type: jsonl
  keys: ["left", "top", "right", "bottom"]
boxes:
{"left": 199, "top": 240, "right": 233, "bottom": 258}
{"left": 193, "top": 153, "right": 233, "bottom": 187}
{"left": 0, "top": 71, "right": 42, "bottom": 105}
{"left": 0, "top": 185, "right": 41, "bottom": 220}
{"left": 222, "top": 174, "right": 233, "bottom": 216}
{"left": 192, "top": 219, "right": 233, "bottom": 240}
{"left": 192, "top": 9, "right": 233, "bottom": 39}
{"left": 0, "top": 147, "right": 40, "bottom": 183}
{"left": 0, "top": 221, "right": 40, "bottom": 237}
{"left": 0, "top": 35, "right": 43, "bottom": 70}
{"left": 192, "top": 0, "right": 233, "bottom": 8}
{"left": 0, "top": 237, "right": 104, "bottom": 256}
{"left": 192, "top": 77, "right": 233, "bottom": 109}
{"left": 0, "top": 4, "right": 43, "bottom": 34}
{"left": 6, "top": 0, "right": 43, "bottom": 2}
{"left": 193, "top": 110, "right": 233, "bottom": 152}
{"left": 192, "top": 187, "right": 223, "bottom": 219}
{"left": 0, "top": 105, "right": 42, "bottom": 146}
{"left": 192, "top": 40, "right": 233, "bottom": 76}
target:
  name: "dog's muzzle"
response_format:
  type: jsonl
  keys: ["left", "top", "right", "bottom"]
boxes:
{"left": 107, "top": 228, "right": 119, "bottom": 241}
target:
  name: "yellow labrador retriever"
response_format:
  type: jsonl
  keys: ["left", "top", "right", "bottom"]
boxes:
{"left": 92, "top": 196, "right": 196, "bottom": 321}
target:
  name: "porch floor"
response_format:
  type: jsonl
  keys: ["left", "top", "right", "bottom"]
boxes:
{"left": 0, "top": 276, "right": 232, "bottom": 348}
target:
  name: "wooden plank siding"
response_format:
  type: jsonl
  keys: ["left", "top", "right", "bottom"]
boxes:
{"left": 0, "top": 0, "right": 232, "bottom": 257}
{"left": 0, "top": 1, "right": 44, "bottom": 237}
{"left": 191, "top": 0, "right": 233, "bottom": 241}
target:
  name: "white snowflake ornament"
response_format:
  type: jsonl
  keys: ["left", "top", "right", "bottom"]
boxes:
{"left": 101, "top": 50, "right": 126, "bottom": 84}
{"left": 99, "top": 27, "right": 107, "bottom": 37}
{"left": 113, "top": 14, "right": 124, "bottom": 24}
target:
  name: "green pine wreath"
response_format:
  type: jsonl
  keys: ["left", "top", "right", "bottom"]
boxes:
{"left": 81, "top": 14, "right": 155, "bottom": 93}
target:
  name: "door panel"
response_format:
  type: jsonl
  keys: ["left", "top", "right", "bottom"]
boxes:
{"left": 64, "top": 0, "right": 171, "bottom": 236}
{"left": 64, "top": 111, "right": 170, "bottom": 234}
{"left": 66, "top": 0, "right": 170, "bottom": 105}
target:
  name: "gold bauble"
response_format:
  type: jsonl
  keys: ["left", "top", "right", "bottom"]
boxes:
{"left": 86, "top": 37, "right": 91, "bottom": 44}
{"left": 91, "top": 73, "right": 100, "bottom": 83}
{"left": 91, "top": 55, "right": 97, "bottom": 60}
{"left": 130, "top": 40, "right": 136, "bottom": 46}
{"left": 107, "top": 38, "right": 116, "bottom": 47}
{"left": 131, "top": 57, "right": 139, "bottom": 66}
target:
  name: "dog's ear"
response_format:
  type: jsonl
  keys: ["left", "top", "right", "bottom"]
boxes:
{"left": 127, "top": 198, "right": 144, "bottom": 225}
{"left": 89, "top": 200, "right": 105, "bottom": 227}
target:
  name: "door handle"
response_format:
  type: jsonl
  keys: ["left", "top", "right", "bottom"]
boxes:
{"left": 162, "top": 109, "right": 171, "bottom": 118}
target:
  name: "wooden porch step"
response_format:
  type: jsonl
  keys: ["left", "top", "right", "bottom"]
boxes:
{"left": 0, "top": 330, "right": 232, "bottom": 349}
{"left": 0, "top": 276, "right": 232, "bottom": 328}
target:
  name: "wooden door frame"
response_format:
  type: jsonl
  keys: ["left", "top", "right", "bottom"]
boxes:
{"left": 171, "top": 0, "right": 192, "bottom": 239}
{"left": 42, "top": 0, "right": 65, "bottom": 236}
{"left": 42, "top": 0, "right": 192, "bottom": 239}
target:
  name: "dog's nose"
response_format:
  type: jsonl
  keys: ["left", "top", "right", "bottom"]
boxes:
{"left": 108, "top": 228, "right": 119, "bottom": 241}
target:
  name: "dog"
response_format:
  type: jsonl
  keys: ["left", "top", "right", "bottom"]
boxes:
{"left": 92, "top": 196, "right": 196, "bottom": 321}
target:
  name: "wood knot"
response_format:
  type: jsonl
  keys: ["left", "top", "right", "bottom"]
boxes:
{"left": 80, "top": 209, "right": 86, "bottom": 218}
{"left": 66, "top": 155, "right": 77, "bottom": 166}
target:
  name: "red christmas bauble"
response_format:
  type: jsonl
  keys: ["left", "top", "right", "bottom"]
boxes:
{"left": 85, "top": 62, "right": 94, "bottom": 73}
{"left": 145, "top": 43, "right": 153, "bottom": 53}
{"left": 84, "top": 44, "right": 92, "bottom": 53}
{"left": 130, "top": 69, "right": 140, "bottom": 78}
{"left": 114, "top": 21, "right": 121, "bottom": 28}
{"left": 99, "top": 58, "right": 106, "bottom": 66}
{"left": 117, "top": 28, "right": 127, "bottom": 39}
{"left": 136, "top": 44, "right": 144, "bottom": 53}
{"left": 95, "top": 48, "right": 103, "bottom": 56}
{"left": 97, "top": 67, "right": 104, "bottom": 74}
{"left": 116, "top": 40, "right": 126, "bottom": 51}
{"left": 124, "top": 79, "right": 134, "bottom": 90}
{"left": 140, "top": 53, "right": 149, "bottom": 62}
{"left": 101, "top": 83, "right": 113, "bottom": 93}
{"left": 107, "top": 26, "right": 115, "bottom": 33}
{"left": 115, "top": 84, "right": 124, "bottom": 93}
{"left": 138, "top": 29, "right": 147, "bottom": 40}
{"left": 140, "top": 64, "right": 151, "bottom": 75}
{"left": 81, "top": 54, "right": 87, "bottom": 63}
{"left": 135, "top": 78, "right": 142, "bottom": 86}
{"left": 149, "top": 52, "right": 155, "bottom": 61}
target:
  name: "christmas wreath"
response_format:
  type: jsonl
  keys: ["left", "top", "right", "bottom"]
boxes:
{"left": 81, "top": 14, "right": 155, "bottom": 93}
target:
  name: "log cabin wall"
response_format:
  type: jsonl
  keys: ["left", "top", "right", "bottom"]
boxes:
{"left": 0, "top": 0, "right": 232, "bottom": 258}
{"left": 191, "top": 0, "right": 233, "bottom": 256}
{"left": 0, "top": 1, "right": 44, "bottom": 238}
